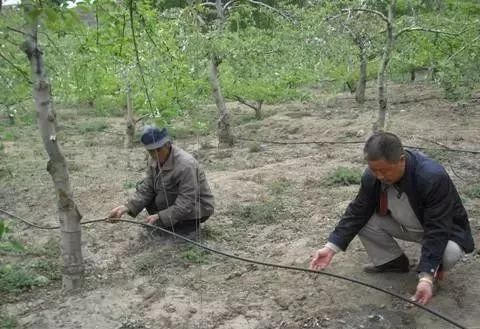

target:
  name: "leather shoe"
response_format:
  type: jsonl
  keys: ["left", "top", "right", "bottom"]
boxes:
{"left": 363, "top": 254, "right": 410, "bottom": 273}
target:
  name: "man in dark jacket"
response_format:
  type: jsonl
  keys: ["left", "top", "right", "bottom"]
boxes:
{"left": 310, "top": 132, "right": 474, "bottom": 305}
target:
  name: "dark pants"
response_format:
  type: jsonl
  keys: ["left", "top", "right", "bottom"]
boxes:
{"left": 164, "top": 217, "right": 209, "bottom": 235}
{"left": 145, "top": 204, "right": 209, "bottom": 238}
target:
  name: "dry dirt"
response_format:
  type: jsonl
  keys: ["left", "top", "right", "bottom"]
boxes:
{"left": 1, "top": 82, "right": 480, "bottom": 329}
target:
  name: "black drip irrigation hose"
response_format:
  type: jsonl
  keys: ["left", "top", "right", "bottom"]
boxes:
{"left": 0, "top": 209, "right": 468, "bottom": 329}
{"left": 235, "top": 137, "right": 480, "bottom": 155}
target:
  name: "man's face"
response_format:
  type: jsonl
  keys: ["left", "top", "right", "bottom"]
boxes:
{"left": 149, "top": 145, "right": 170, "bottom": 164}
{"left": 367, "top": 155, "right": 406, "bottom": 185}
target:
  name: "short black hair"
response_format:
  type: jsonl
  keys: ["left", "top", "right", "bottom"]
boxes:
{"left": 364, "top": 132, "right": 404, "bottom": 162}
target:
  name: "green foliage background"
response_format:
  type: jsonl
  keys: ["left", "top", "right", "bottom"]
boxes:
{"left": 0, "top": 0, "right": 479, "bottom": 127}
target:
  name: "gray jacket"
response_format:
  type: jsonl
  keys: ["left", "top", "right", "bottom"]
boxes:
{"left": 126, "top": 145, "right": 215, "bottom": 226}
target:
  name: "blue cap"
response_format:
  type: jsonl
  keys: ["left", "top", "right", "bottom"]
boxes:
{"left": 140, "top": 125, "right": 171, "bottom": 150}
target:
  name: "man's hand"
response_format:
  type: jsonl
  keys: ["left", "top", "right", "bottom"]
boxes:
{"left": 411, "top": 279, "right": 434, "bottom": 305}
{"left": 310, "top": 247, "right": 335, "bottom": 271}
{"left": 145, "top": 214, "right": 160, "bottom": 225}
{"left": 108, "top": 205, "right": 128, "bottom": 222}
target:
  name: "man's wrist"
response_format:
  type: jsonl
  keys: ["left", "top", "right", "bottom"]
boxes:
{"left": 325, "top": 242, "right": 341, "bottom": 254}
{"left": 418, "top": 272, "right": 434, "bottom": 285}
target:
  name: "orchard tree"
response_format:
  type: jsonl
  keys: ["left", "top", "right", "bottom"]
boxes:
{"left": 345, "top": 0, "right": 457, "bottom": 131}
{"left": 17, "top": 0, "right": 84, "bottom": 290}
{"left": 327, "top": 11, "right": 380, "bottom": 103}
{"left": 187, "top": 0, "right": 293, "bottom": 146}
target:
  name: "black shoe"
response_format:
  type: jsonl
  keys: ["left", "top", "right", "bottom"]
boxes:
{"left": 363, "top": 254, "right": 410, "bottom": 273}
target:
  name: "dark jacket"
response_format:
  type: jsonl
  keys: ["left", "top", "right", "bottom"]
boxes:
{"left": 328, "top": 150, "right": 474, "bottom": 274}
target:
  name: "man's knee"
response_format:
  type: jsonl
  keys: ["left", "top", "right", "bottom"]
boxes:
{"left": 442, "top": 240, "right": 464, "bottom": 271}
{"left": 359, "top": 214, "right": 388, "bottom": 237}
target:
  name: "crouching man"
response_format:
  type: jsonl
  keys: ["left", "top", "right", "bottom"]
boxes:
{"left": 310, "top": 132, "right": 474, "bottom": 304}
{"left": 109, "top": 125, "right": 215, "bottom": 239}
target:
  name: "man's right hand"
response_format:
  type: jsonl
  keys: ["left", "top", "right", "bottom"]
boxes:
{"left": 108, "top": 205, "right": 128, "bottom": 221}
{"left": 310, "top": 247, "right": 335, "bottom": 271}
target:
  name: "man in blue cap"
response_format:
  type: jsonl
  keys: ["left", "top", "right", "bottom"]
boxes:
{"left": 109, "top": 125, "right": 215, "bottom": 238}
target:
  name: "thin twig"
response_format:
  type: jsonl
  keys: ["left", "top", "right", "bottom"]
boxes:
{"left": 396, "top": 27, "right": 458, "bottom": 39}
{"left": 128, "top": 0, "right": 154, "bottom": 113}
{"left": 445, "top": 35, "right": 480, "bottom": 63}
{"left": 6, "top": 26, "right": 29, "bottom": 36}
{"left": 0, "top": 51, "right": 32, "bottom": 84}
{"left": 342, "top": 8, "right": 389, "bottom": 25}
{"left": 233, "top": 95, "right": 260, "bottom": 111}
{"left": 449, "top": 163, "right": 467, "bottom": 182}
{"left": 199, "top": 2, "right": 216, "bottom": 8}
{"left": 223, "top": 0, "right": 235, "bottom": 11}
{"left": 416, "top": 136, "right": 453, "bottom": 150}
{"left": 247, "top": 0, "right": 295, "bottom": 22}
{"left": 135, "top": 114, "right": 149, "bottom": 124}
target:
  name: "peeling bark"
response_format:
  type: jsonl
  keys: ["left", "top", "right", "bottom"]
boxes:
{"left": 22, "top": 18, "right": 83, "bottom": 290}
{"left": 209, "top": 56, "right": 233, "bottom": 147}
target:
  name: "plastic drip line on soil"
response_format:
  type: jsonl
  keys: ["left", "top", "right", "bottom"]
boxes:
{"left": 0, "top": 208, "right": 469, "bottom": 329}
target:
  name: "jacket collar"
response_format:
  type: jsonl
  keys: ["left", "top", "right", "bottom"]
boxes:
{"left": 394, "top": 150, "right": 416, "bottom": 194}
{"left": 150, "top": 145, "right": 175, "bottom": 171}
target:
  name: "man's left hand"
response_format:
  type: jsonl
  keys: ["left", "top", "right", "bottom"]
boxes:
{"left": 145, "top": 214, "right": 160, "bottom": 225}
{"left": 411, "top": 280, "right": 433, "bottom": 305}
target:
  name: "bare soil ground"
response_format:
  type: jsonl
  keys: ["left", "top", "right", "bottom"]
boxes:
{"left": 1, "top": 82, "right": 479, "bottom": 329}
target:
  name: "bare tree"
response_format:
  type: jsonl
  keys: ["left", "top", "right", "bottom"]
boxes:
{"left": 21, "top": 3, "right": 83, "bottom": 290}
{"left": 329, "top": 12, "right": 377, "bottom": 104}
{"left": 210, "top": 54, "right": 234, "bottom": 146}
{"left": 210, "top": 0, "right": 234, "bottom": 147}
{"left": 196, "top": 0, "right": 291, "bottom": 146}
{"left": 347, "top": 0, "right": 456, "bottom": 131}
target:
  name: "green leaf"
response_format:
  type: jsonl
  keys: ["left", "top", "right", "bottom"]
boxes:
{"left": 44, "top": 8, "right": 59, "bottom": 23}
{"left": 0, "top": 220, "right": 9, "bottom": 238}
{"left": 7, "top": 240, "right": 25, "bottom": 252}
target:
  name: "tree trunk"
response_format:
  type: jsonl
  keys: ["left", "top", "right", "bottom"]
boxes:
{"left": 375, "top": 0, "right": 395, "bottom": 132}
{"left": 235, "top": 95, "right": 263, "bottom": 120}
{"left": 209, "top": 56, "right": 233, "bottom": 147}
{"left": 22, "top": 20, "right": 83, "bottom": 291}
{"left": 124, "top": 83, "right": 135, "bottom": 149}
{"left": 255, "top": 100, "right": 263, "bottom": 120}
{"left": 355, "top": 46, "right": 367, "bottom": 104}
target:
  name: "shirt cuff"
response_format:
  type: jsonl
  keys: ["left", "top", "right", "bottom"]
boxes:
{"left": 325, "top": 242, "right": 341, "bottom": 254}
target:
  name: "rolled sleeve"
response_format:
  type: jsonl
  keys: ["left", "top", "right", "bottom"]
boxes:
{"left": 126, "top": 167, "right": 156, "bottom": 217}
{"left": 327, "top": 172, "right": 377, "bottom": 251}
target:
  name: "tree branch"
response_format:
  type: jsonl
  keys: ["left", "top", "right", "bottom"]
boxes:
{"left": 119, "top": 14, "right": 126, "bottom": 57}
{"left": 7, "top": 26, "right": 29, "bottom": 36}
{"left": 200, "top": 2, "right": 216, "bottom": 8}
{"left": 223, "top": 0, "right": 235, "bottom": 11}
{"left": 395, "top": 26, "right": 458, "bottom": 39}
{"left": 135, "top": 114, "right": 149, "bottom": 124}
{"left": 445, "top": 35, "right": 480, "bottom": 63}
{"left": 0, "top": 51, "right": 32, "bottom": 84}
{"left": 247, "top": 0, "right": 294, "bottom": 22}
{"left": 342, "top": 8, "right": 389, "bottom": 25}
{"left": 234, "top": 95, "right": 260, "bottom": 111}
{"left": 38, "top": 31, "right": 62, "bottom": 55}
{"left": 138, "top": 12, "right": 159, "bottom": 50}
{"left": 128, "top": 0, "right": 154, "bottom": 112}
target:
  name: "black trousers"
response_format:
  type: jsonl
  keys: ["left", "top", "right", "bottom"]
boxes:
{"left": 145, "top": 204, "right": 209, "bottom": 235}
